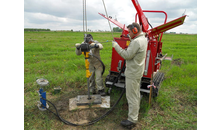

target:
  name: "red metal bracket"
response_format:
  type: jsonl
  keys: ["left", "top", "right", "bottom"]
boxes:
{"left": 98, "top": 13, "right": 128, "bottom": 33}
{"left": 148, "top": 15, "right": 187, "bottom": 40}
{"left": 135, "top": 10, "right": 168, "bottom": 42}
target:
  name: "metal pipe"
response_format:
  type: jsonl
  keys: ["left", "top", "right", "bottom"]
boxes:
{"left": 135, "top": 10, "right": 168, "bottom": 42}
{"left": 144, "top": 50, "right": 151, "bottom": 75}
{"left": 87, "top": 78, "right": 91, "bottom": 100}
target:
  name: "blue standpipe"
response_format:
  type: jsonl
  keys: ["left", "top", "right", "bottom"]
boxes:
{"left": 39, "top": 88, "right": 46, "bottom": 108}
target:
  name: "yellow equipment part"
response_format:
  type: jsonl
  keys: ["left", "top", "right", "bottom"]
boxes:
{"left": 82, "top": 52, "right": 91, "bottom": 78}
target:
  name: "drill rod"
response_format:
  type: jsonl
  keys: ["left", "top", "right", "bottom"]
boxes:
{"left": 83, "top": 51, "right": 92, "bottom": 100}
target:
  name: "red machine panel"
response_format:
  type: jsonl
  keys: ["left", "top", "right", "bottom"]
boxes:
{"left": 110, "top": 37, "right": 161, "bottom": 79}
{"left": 110, "top": 37, "right": 129, "bottom": 73}
{"left": 144, "top": 40, "right": 159, "bottom": 78}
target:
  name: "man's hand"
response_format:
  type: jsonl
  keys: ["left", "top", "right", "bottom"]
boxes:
{"left": 94, "top": 44, "right": 99, "bottom": 48}
{"left": 90, "top": 43, "right": 99, "bottom": 48}
{"left": 90, "top": 43, "right": 95, "bottom": 47}
{"left": 75, "top": 43, "right": 80, "bottom": 50}
{"left": 112, "top": 41, "right": 118, "bottom": 48}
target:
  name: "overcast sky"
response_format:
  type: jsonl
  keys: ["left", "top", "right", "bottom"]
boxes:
{"left": 24, "top": 0, "right": 197, "bottom": 33}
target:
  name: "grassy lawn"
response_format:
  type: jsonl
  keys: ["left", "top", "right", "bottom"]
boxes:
{"left": 24, "top": 31, "right": 197, "bottom": 129}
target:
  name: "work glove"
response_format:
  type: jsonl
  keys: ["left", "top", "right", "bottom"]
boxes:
{"left": 90, "top": 43, "right": 99, "bottom": 48}
{"left": 75, "top": 43, "right": 81, "bottom": 50}
{"left": 112, "top": 41, "right": 118, "bottom": 48}
{"left": 94, "top": 44, "right": 99, "bottom": 48}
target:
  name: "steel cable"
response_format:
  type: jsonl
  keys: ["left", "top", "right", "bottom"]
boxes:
{"left": 101, "top": 0, "right": 114, "bottom": 41}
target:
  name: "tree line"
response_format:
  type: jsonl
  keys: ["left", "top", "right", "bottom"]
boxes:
{"left": 24, "top": 28, "right": 51, "bottom": 31}
{"left": 24, "top": 27, "right": 123, "bottom": 32}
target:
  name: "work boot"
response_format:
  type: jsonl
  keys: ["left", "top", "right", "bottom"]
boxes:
{"left": 120, "top": 120, "right": 136, "bottom": 129}
{"left": 97, "top": 89, "right": 106, "bottom": 96}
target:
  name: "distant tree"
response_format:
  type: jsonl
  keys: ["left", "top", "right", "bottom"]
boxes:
{"left": 113, "top": 27, "right": 122, "bottom": 32}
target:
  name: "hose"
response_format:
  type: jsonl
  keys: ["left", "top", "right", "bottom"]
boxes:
{"left": 89, "top": 53, "right": 105, "bottom": 75}
{"left": 40, "top": 60, "right": 126, "bottom": 126}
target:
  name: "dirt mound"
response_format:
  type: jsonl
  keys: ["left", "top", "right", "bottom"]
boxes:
{"left": 172, "top": 58, "right": 184, "bottom": 66}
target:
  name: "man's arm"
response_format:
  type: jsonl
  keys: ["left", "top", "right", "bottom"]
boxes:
{"left": 114, "top": 41, "right": 140, "bottom": 60}
{"left": 90, "top": 41, "right": 103, "bottom": 50}
{"left": 94, "top": 41, "right": 103, "bottom": 50}
{"left": 75, "top": 43, "right": 82, "bottom": 55}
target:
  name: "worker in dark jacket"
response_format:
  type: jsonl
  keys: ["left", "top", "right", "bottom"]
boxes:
{"left": 75, "top": 34, "right": 105, "bottom": 96}
{"left": 112, "top": 23, "right": 148, "bottom": 128}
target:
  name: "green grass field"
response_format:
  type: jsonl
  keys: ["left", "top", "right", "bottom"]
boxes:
{"left": 24, "top": 31, "right": 197, "bottom": 129}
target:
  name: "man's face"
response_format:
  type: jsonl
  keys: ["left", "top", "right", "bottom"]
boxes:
{"left": 85, "top": 37, "right": 93, "bottom": 44}
{"left": 88, "top": 41, "right": 92, "bottom": 44}
{"left": 128, "top": 29, "right": 135, "bottom": 38}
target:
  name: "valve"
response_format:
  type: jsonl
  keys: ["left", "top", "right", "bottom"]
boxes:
{"left": 36, "top": 78, "right": 49, "bottom": 111}
{"left": 37, "top": 88, "right": 49, "bottom": 111}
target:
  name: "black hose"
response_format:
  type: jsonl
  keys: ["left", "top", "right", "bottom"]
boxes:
{"left": 40, "top": 60, "right": 126, "bottom": 126}
{"left": 41, "top": 98, "right": 78, "bottom": 126}
{"left": 146, "top": 17, "right": 153, "bottom": 29}
{"left": 89, "top": 53, "right": 105, "bottom": 75}
{"left": 42, "top": 88, "right": 125, "bottom": 126}
{"left": 108, "top": 60, "right": 126, "bottom": 91}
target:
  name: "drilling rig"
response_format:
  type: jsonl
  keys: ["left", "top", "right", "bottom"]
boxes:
{"left": 100, "top": 0, "right": 187, "bottom": 97}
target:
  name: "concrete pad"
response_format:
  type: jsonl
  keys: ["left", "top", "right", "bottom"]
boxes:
{"left": 76, "top": 95, "right": 102, "bottom": 106}
{"left": 69, "top": 96, "right": 110, "bottom": 111}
